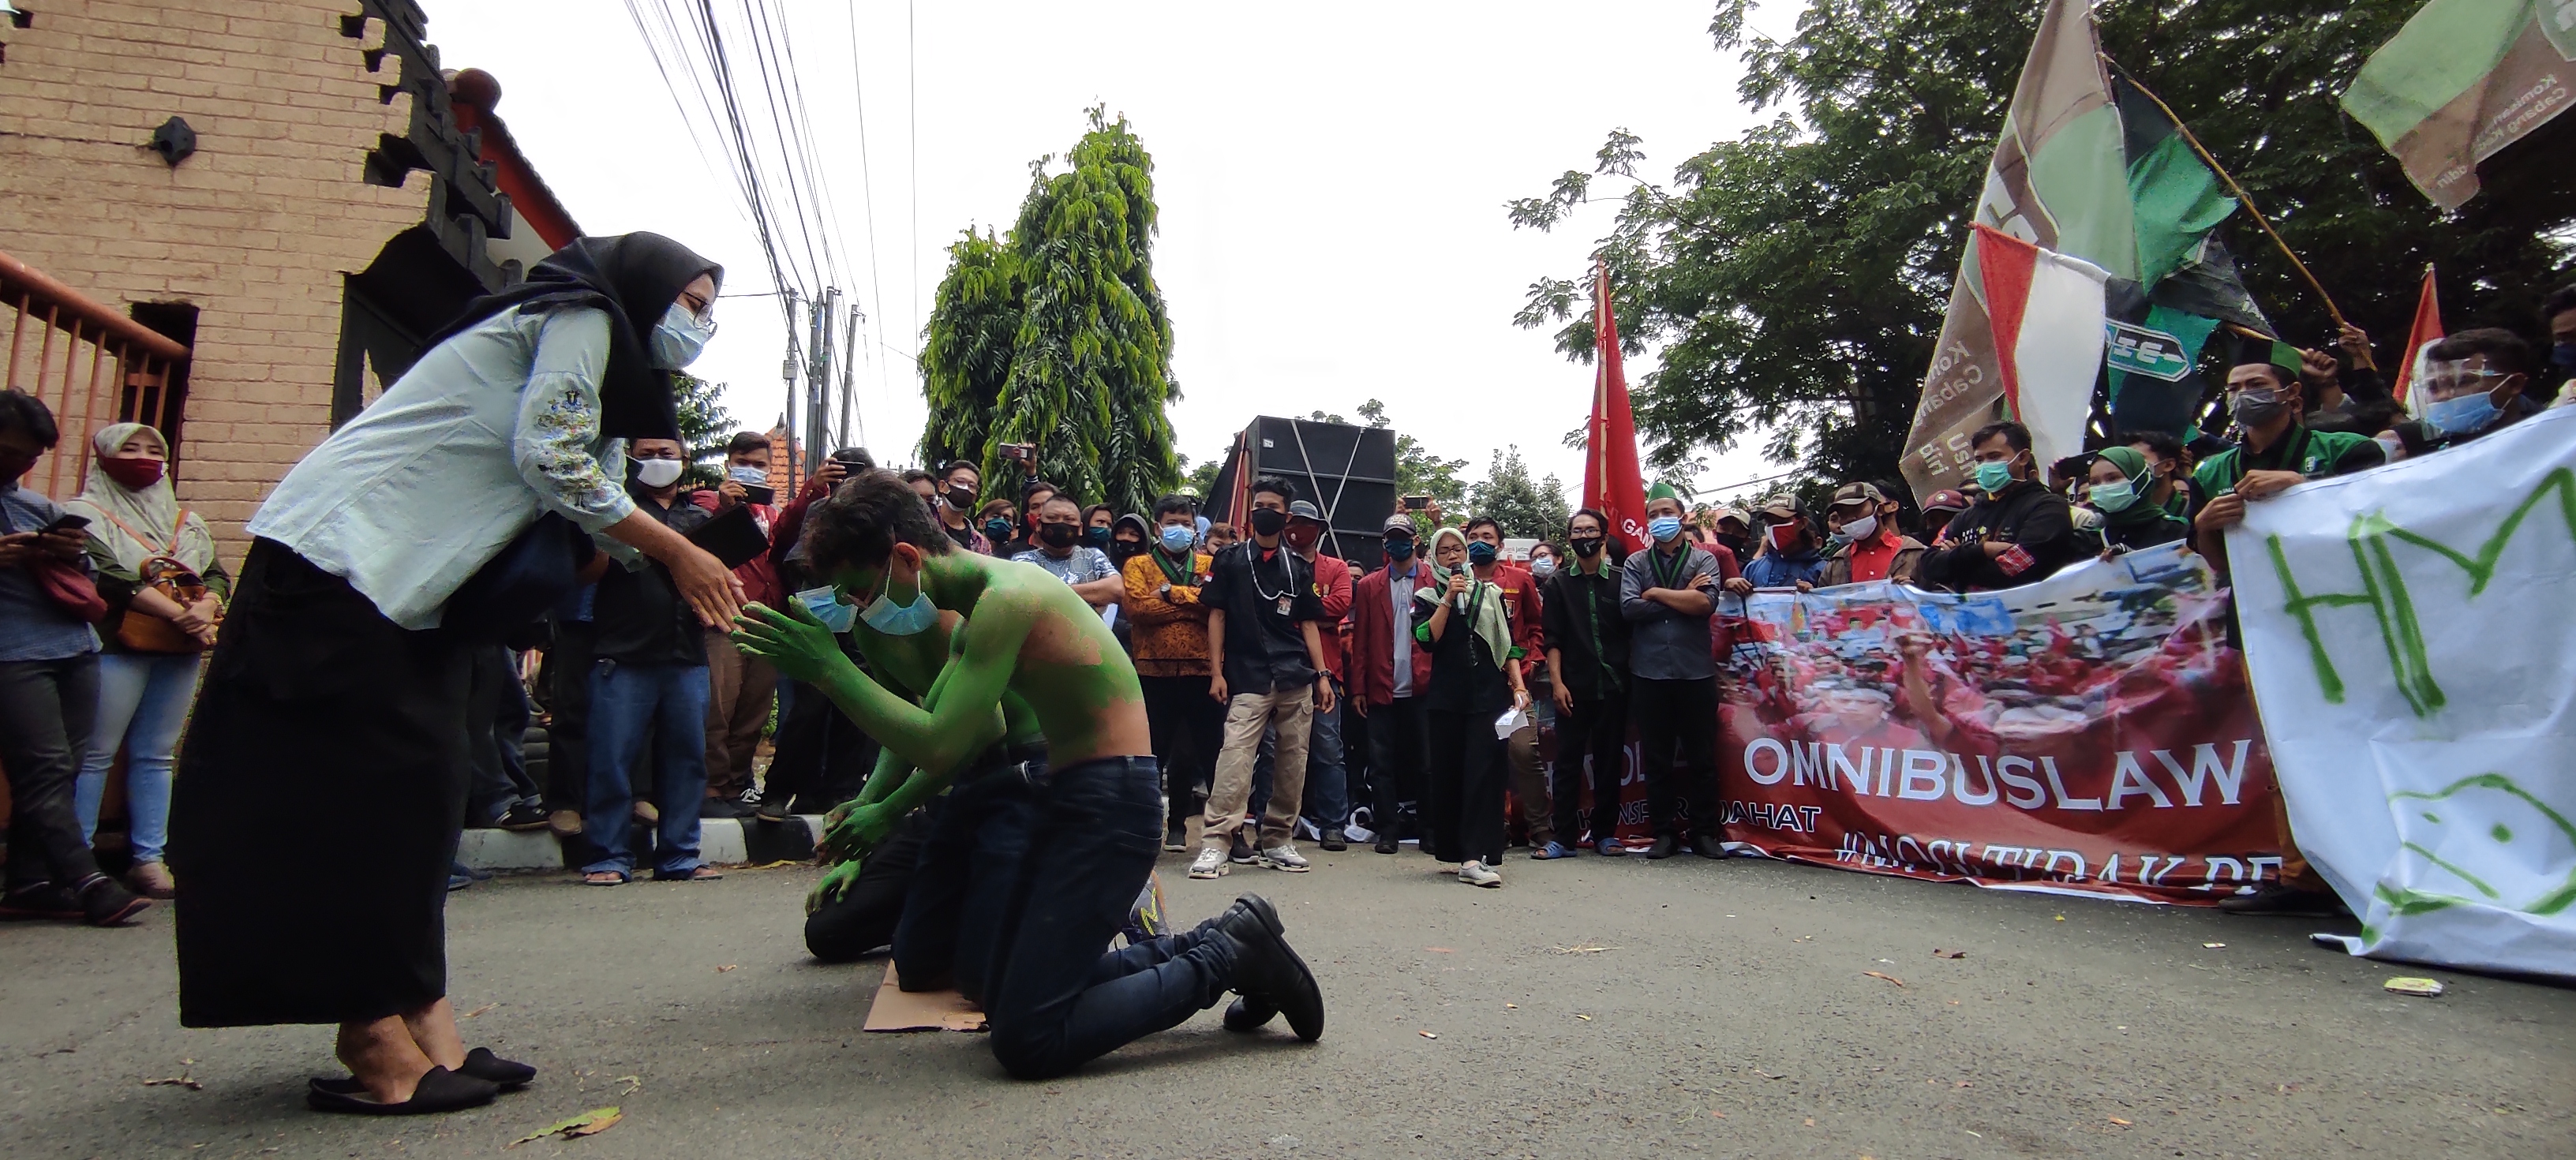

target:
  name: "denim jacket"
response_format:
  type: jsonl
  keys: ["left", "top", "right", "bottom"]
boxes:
{"left": 247, "top": 306, "right": 638, "bottom": 630}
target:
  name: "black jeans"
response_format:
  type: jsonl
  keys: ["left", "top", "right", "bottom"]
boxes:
{"left": 1140, "top": 674, "right": 1222, "bottom": 831}
{"left": 806, "top": 806, "right": 932, "bottom": 963}
{"left": 768, "top": 679, "right": 878, "bottom": 812}
{"left": 466, "top": 646, "right": 537, "bottom": 824}
{"left": 1552, "top": 690, "right": 1630, "bottom": 846}
{"left": 0, "top": 654, "right": 104, "bottom": 892}
{"left": 983, "top": 756, "right": 1233, "bottom": 1080}
{"left": 893, "top": 755, "right": 1042, "bottom": 1003}
{"left": 1631, "top": 676, "right": 1718, "bottom": 839}
{"left": 540, "top": 621, "right": 595, "bottom": 813}
{"left": 1363, "top": 695, "right": 1430, "bottom": 836}
{"left": 1425, "top": 709, "right": 1506, "bottom": 866}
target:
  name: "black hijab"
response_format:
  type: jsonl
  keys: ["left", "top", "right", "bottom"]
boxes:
{"left": 422, "top": 232, "right": 721, "bottom": 442}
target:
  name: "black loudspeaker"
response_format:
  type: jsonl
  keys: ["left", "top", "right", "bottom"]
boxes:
{"left": 1208, "top": 417, "right": 1399, "bottom": 571}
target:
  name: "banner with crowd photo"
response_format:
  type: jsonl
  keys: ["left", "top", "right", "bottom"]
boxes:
{"left": 2231, "top": 407, "right": 2576, "bottom": 981}
{"left": 1588, "top": 544, "right": 2282, "bottom": 904}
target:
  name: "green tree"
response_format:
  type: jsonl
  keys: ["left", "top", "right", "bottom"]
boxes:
{"left": 1357, "top": 398, "right": 1469, "bottom": 514}
{"left": 919, "top": 107, "right": 1181, "bottom": 516}
{"left": 1510, "top": 0, "right": 2574, "bottom": 491}
{"left": 674, "top": 372, "right": 732, "bottom": 488}
{"left": 1466, "top": 445, "right": 1571, "bottom": 539}
{"left": 1179, "top": 453, "right": 1221, "bottom": 502}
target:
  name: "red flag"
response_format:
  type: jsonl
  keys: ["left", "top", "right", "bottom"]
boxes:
{"left": 1585, "top": 262, "right": 1649, "bottom": 552}
{"left": 2394, "top": 265, "right": 2443, "bottom": 409}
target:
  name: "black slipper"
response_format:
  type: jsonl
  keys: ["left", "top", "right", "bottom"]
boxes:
{"left": 305, "top": 1065, "right": 499, "bottom": 1115}
{"left": 460, "top": 1046, "right": 536, "bottom": 1087}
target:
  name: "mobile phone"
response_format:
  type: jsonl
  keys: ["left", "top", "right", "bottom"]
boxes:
{"left": 1402, "top": 495, "right": 1430, "bottom": 511}
{"left": 999, "top": 443, "right": 1035, "bottom": 462}
{"left": 741, "top": 484, "right": 776, "bottom": 506}
{"left": 43, "top": 513, "right": 91, "bottom": 534}
{"left": 830, "top": 449, "right": 872, "bottom": 468}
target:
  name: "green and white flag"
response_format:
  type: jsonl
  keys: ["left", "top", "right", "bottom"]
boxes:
{"left": 2342, "top": 0, "right": 2576, "bottom": 211}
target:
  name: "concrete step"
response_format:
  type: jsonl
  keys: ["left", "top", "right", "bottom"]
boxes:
{"left": 456, "top": 814, "right": 828, "bottom": 873}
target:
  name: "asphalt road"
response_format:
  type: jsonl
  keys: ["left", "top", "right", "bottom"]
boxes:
{"left": 3, "top": 845, "right": 2569, "bottom": 1159}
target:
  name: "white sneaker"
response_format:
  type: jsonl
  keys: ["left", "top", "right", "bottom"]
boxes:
{"left": 1188, "top": 847, "right": 1230, "bottom": 880}
{"left": 1258, "top": 843, "right": 1310, "bottom": 872}
{"left": 1458, "top": 859, "right": 1502, "bottom": 888}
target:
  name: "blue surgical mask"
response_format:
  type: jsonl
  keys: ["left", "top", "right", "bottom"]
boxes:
{"left": 793, "top": 586, "right": 857, "bottom": 634}
{"left": 2088, "top": 481, "right": 2138, "bottom": 512}
{"left": 2552, "top": 342, "right": 2576, "bottom": 371}
{"left": 1086, "top": 526, "right": 1112, "bottom": 548}
{"left": 1159, "top": 525, "right": 1195, "bottom": 552}
{"left": 1647, "top": 515, "right": 1683, "bottom": 543}
{"left": 1466, "top": 541, "right": 1498, "bottom": 567}
{"left": 650, "top": 301, "right": 714, "bottom": 369}
{"left": 1973, "top": 459, "right": 2015, "bottom": 494}
{"left": 855, "top": 561, "right": 939, "bottom": 637}
{"left": 2422, "top": 389, "right": 2499, "bottom": 436}
{"left": 728, "top": 465, "right": 768, "bottom": 487}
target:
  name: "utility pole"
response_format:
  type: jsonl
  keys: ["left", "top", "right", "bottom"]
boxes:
{"left": 781, "top": 288, "right": 804, "bottom": 494}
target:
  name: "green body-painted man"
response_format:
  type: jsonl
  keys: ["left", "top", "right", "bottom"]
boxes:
{"left": 732, "top": 470, "right": 1325, "bottom": 1080}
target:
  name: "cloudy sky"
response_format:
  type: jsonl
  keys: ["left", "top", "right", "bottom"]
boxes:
{"left": 422, "top": 0, "right": 1795, "bottom": 500}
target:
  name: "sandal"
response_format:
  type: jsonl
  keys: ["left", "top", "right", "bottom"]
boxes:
{"left": 305, "top": 1065, "right": 499, "bottom": 1115}
{"left": 314, "top": 1048, "right": 535, "bottom": 1094}
{"left": 582, "top": 871, "right": 628, "bottom": 886}
{"left": 652, "top": 866, "right": 724, "bottom": 881}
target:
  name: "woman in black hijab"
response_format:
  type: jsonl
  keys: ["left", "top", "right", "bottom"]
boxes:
{"left": 170, "top": 233, "right": 740, "bottom": 1116}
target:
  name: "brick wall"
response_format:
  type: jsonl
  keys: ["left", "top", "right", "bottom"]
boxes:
{"left": 0, "top": 1, "right": 432, "bottom": 550}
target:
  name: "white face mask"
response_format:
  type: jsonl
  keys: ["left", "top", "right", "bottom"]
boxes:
{"left": 1839, "top": 515, "right": 1878, "bottom": 541}
{"left": 634, "top": 457, "right": 685, "bottom": 488}
{"left": 650, "top": 301, "right": 716, "bottom": 369}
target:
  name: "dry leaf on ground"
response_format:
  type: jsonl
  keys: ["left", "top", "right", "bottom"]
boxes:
{"left": 510, "top": 1107, "right": 622, "bottom": 1147}
{"left": 716, "top": 964, "right": 738, "bottom": 973}
{"left": 459, "top": 1002, "right": 500, "bottom": 1019}
{"left": 141, "top": 1076, "right": 202, "bottom": 1091}
{"left": 1426, "top": 947, "right": 1455, "bottom": 953}
{"left": 1863, "top": 971, "right": 1907, "bottom": 987}
{"left": 2109, "top": 1116, "right": 2133, "bottom": 1126}
{"left": 1417, "top": 1031, "right": 1439, "bottom": 1039}
{"left": 1931, "top": 949, "right": 1966, "bottom": 959}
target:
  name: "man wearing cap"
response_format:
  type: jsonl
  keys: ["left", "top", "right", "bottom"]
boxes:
{"left": 1704, "top": 506, "right": 1754, "bottom": 564}
{"left": 1732, "top": 496, "right": 1829, "bottom": 592}
{"left": 1917, "top": 489, "right": 1970, "bottom": 547}
{"left": 2190, "top": 342, "right": 2386, "bottom": 569}
{"left": 1915, "top": 421, "right": 2089, "bottom": 593}
{"left": 1619, "top": 482, "right": 1735, "bottom": 860}
{"left": 1821, "top": 482, "right": 1926, "bottom": 588}
{"left": 1348, "top": 512, "right": 1436, "bottom": 855}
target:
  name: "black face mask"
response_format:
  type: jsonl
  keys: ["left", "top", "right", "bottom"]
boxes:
{"left": 946, "top": 485, "right": 976, "bottom": 511}
{"left": 1569, "top": 535, "right": 1604, "bottom": 557}
{"left": 1384, "top": 537, "right": 1417, "bottom": 562}
{"left": 1108, "top": 540, "right": 1144, "bottom": 564}
{"left": 1037, "top": 523, "right": 1078, "bottom": 549}
{"left": 1247, "top": 508, "right": 1289, "bottom": 537}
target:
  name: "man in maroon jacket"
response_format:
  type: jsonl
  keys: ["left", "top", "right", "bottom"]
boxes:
{"left": 1348, "top": 513, "right": 1436, "bottom": 854}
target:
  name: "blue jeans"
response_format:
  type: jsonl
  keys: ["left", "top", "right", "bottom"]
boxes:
{"left": 582, "top": 660, "right": 710, "bottom": 877}
{"left": 75, "top": 652, "right": 201, "bottom": 865}
{"left": 983, "top": 756, "right": 1234, "bottom": 1080}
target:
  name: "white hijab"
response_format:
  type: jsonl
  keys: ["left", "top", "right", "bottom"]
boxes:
{"left": 63, "top": 422, "right": 217, "bottom": 574}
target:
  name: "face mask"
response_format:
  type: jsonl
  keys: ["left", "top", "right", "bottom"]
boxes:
{"left": 1839, "top": 514, "right": 1877, "bottom": 541}
{"left": 2229, "top": 387, "right": 2290, "bottom": 428}
{"left": 1466, "top": 540, "right": 1498, "bottom": 567}
{"left": 650, "top": 301, "right": 714, "bottom": 369}
{"left": 946, "top": 485, "right": 976, "bottom": 511}
{"left": 2422, "top": 389, "right": 2499, "bottom": 436}
{"left": 1972, "top": 459, "right": 2015, "bottom": 495}
{"left": 101, "top": 457, "right": 167, "bottom": 490}
{"left": 1109, "top": 540, "right": 1143, "bottom": 564}
{"left": 1159, "top": 525, "right": 1195, "bottom": 552}
{"left": 1085, "top": 526, "right": 1111, "bottom": 548}
{"left": 1530, "top": 557, "right": 1556, "bottom": 578}
{"left": 983, "top": 518, "right": 1013, "bottom": 542}
{"left": 1037, "top": 523, "right": 1079, "bottom": 549}
{"left": 2087, "top": 481, "right": 2138, "bottom": 512}
{"left": 1569, "top": 536, "right": 1604, "bottom": 557}
{"left": 634, "top": 457, "right": 684, "bottom": 489}
{"left": 1384, "top": 537, "right": 1416, "bottom": 562}
{"left": 2553, "top": 342, "right": 2576, "bottom": 370}
{"left": 1248, "top": 508, "right": 1289, "bottom": 537}
{"left": 728, "top": 464, "right": 768, "bottom": 487}
{"left": 1766, "top": 522, "right": 1801, "bottom": 551}
{"left": 793, "top": 585, "right": 857, "bottom": 634}
{"left": 1648, "top": 515, "right": 1683, "bottom": 543}
{"left": 856, "top": 558, "right": 939, "bottom": 636}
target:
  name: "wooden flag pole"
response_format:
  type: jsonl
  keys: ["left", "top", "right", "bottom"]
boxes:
{"left": 2100, "top": 53, "right": 2348, "bottom": 330}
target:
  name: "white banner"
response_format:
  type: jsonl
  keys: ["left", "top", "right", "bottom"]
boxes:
{"left": 2231, "top": 407, "right": 2576, "bottom": 979}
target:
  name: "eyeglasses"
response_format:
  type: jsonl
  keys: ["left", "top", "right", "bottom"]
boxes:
{"left": 677, "top": 290, "right": 718, "bottom": 329}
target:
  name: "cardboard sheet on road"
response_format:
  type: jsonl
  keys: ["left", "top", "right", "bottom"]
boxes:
{"left": 864, "top": 964, "right": 987, "bottom": 1032}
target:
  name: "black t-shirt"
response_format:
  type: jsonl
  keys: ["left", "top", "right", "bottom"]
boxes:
{"left": 591, "top": 485, "right": 713, "bottom": 666}
{"left": 1202, "top": 540, "right": 1323, "bottom": 695}
{"left": 942, "top": 520, "right": 979, "bottom": 551}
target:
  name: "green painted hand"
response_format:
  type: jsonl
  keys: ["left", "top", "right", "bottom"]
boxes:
{"left": 821, "top": 798, "right": 904, "bottom": 863}
{"left": 731, "top": 600, "right": 848, "bottom": 686}
{"left": 807, "top": 856, "right": 866, "bottom": 915}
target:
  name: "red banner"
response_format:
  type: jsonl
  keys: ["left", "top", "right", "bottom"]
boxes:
{"left": 1582, "top": 544, "right": 2282, "bottom": 904}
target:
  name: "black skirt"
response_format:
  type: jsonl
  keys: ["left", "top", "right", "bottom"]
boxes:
{"left": 169, "top": 541, "right": 473, "bottom": 1027}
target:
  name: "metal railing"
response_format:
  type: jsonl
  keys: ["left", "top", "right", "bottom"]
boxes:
{"left": 1, "top": 249, "right": 193, "bottom": 500}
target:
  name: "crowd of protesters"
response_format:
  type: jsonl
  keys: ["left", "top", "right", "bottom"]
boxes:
{"left": 2, "top": 285, "right": 2570, "bottom": 934}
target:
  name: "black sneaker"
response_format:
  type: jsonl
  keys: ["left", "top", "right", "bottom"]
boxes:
{"left": 2216, "top": 884, "right": 2348, "bottom": 918}
{"left": 1211, "top": 893, "right": 1323, "bottom": 1042}
{"left": 1372, "top": 834, "right": 1398, "bottom": 855}
{"left": 77, "top": 875, "right": 151, "bottom": 926}
{"left": 1689, "top": 833, "right": 1726, "bottom": 859}
{"left": 1644, "top": 834, "right": 1681, "bottom": 860}
{"left": 1229, "top": 833, "right": 1257, "bottom": 865}
{"left": 0, "top": 883, "right": 81, "bottom": 921}
{"left": 754, "top": 793, "right": 796, "bottom": 823}
{"left": 496, "top": 803, "right": 551, "bottom": 832}
{"left": 1222, "top": 994, "right": 1279, "bottom": 1032}
{"left": 1318, "top": 829, "right": 1347, "bottom": 852}
{"left": 1163, "top": 825, "right": 1188, "bottom": 853}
